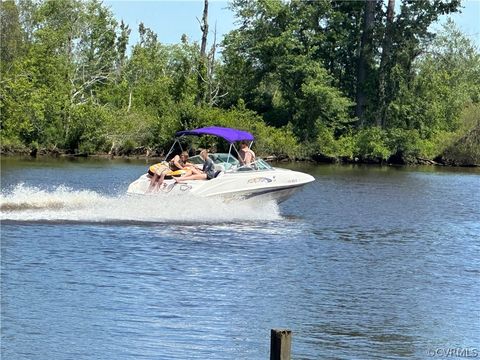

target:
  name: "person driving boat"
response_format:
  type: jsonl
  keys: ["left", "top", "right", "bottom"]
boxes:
{"left": 239, "top": 141, "right": 256, "bottom": 166}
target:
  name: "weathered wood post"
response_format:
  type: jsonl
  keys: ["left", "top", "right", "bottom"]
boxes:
{"left": 270, "top": 329, "right": 292, "bottom": 360}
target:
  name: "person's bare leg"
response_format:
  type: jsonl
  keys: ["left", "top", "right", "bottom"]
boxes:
{"left": 147, "top": 174, "right": 158, "bottom": 193}
{"left": 174, "top": 173, "right": 206, "bottom": 183}
{"left": 153, "top": 170, "right": 167, "bottom": 192}
{"left": 182, "top": 168, "right": 193, "bottom": 177}
{"left": 189, "top": 166, "right": 202, "bottom": 175}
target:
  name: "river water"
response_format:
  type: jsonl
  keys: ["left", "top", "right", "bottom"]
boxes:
{"left": 1, "top": 157, "right": 479, "bottom": 360}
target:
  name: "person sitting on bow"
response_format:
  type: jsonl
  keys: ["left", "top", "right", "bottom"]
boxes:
{"left": 146, "top": 162, "right": 170, "bottom": 192}
{"left": 169, "top": 151, "right": 194, "bottom": 171}
{"left": 147, "top": 152, "right": 197, "bottom": 192}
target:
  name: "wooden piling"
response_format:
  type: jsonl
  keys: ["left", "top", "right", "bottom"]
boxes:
{"left": 270, "top": 329, "right": 292, "bottom": 360}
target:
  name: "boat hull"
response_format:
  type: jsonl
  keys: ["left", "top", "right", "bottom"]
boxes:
{"left": 127, "top": 168, "right": 314, "bottom": 204}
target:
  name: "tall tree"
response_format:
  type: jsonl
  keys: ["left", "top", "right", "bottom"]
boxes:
{"left": 196, "top": 0, "right": 209, "bottom": 105}
{"left": 319, "top": 0, "right": 364, "bottom": 100}
{"left": 388, "top": 19, "right": 480, "bottom": 135}
{"left": 0, "top": 1, "right": 23, "bottom": 71}
{"left": 355, "top": 0, "right": 377, "bottom": 125}
{"left": 221, "top": 0, "right": 353, "bottom": 140}
{"left": 379, "top": 0, "right": 461, "bottom": 128}
{"left": 376, "top": 0, "right": 395, "bottom": 127}
{"left": 115, "top": 20, "right": 130, "bottom": 81}
{"left": 73, "top": 0, "right": 119, "bottom": 103}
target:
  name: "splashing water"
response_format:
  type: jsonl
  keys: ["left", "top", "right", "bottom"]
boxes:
{"left": 0, "top": 184, "right": 281, "bottom": 223}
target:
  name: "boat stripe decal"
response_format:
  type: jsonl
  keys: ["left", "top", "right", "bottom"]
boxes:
{"left": 241, "top": 184, "right": 303, "bottom": 199}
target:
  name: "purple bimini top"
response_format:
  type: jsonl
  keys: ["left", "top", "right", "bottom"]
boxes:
{"left": 176, "top": 126, "right": 254, "bottom": 143}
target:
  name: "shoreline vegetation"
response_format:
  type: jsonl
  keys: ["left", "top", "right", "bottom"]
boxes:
{"left": 1, "top": 1, "right": 479, "bottom": 167}
{"left": 2, "top": 142, "right": 478, "bottom": 167}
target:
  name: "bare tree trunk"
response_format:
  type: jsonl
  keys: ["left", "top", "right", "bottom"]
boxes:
{"left": 200, "top": 0, "right": 208, "bottom": 59}
{"left": 355, "top": 0, "right": 377, "bottom": 127}
{"left": 207, "top": 22, "right": 216, "bottom": 105}
{"left": 377, "top": 0, "right": 395, "bottom": 128}
{"left": 196, "top": 0, "right": 209, "bottom": 105}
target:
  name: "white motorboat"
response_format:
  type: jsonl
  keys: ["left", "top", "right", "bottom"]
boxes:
{"left": 127, "top": 127, "right": 315, "bottom": 203}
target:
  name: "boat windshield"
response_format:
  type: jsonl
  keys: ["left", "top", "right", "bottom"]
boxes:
{"left": 188, "top": 153, "right": 238, "bottom": 165}
{"left": 211, "top": 153, "right": 240, "bottom": 165}
{"left": 188, "top": 153, "right": 272, "bottom": 172}
{"left": 236, "top": 159, "right": 273, "bottom": 171}
{"left": 253, "top": 159, "right": 273, "bottom": 170}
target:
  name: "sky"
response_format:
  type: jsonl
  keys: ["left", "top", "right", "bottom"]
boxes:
{"left": 104, "top": 1, "right": 236, "bottom": 46}
{"left": 104, "top": 0, "right": 480, "bottom": 51}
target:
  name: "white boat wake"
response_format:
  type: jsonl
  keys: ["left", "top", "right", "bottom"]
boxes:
{"left": 0, "top": 184, "right": 281, "bottom": 223}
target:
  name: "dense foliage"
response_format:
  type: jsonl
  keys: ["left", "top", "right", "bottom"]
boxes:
{"left": 1, "top": 0, "right": 479, "bottom": 165}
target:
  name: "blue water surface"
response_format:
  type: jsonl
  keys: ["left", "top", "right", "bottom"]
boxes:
{"left": 1, "top": 157, "right": 479, "bottom": 359}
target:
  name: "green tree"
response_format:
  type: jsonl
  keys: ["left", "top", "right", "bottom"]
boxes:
{"left": 355, "top": 0, "right": 378, "bottom": 125}
{"left": 388, "top": 20, "right": 480, "bottom": 135}
{"left": 2, "top": 0, "right": 475, "bottom": 164}
{"left": 377, "top": 0, "right": 461, "bottom": 128}
{"left": 221, "top": 0, "right": 353, "bottom": 142}
{"left": 0, "top": 1, "right": 23, "bottom": 71}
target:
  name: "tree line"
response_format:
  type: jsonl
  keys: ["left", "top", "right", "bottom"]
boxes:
{"left": 1, "top": 0, "right": 479, "bottom": 165}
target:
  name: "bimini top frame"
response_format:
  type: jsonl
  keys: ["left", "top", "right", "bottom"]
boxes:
{"left": 165, "top": 126, "right": 255, "bottom": 163}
